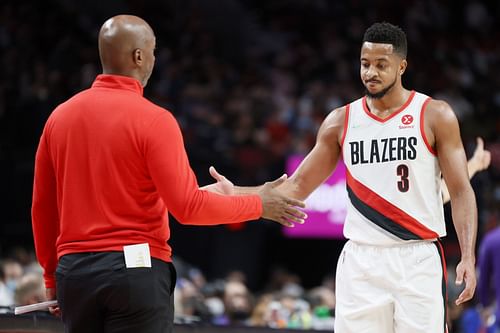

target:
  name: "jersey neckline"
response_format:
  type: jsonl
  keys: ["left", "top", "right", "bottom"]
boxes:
{"left": 362, "top": 90, "right": 416, "bottom": 123}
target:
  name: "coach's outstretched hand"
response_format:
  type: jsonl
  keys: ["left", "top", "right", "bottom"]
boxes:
{"left": 203, "top": 166, "right": 307, "bottom": 226}
{"left": 205, "top": 166, "right": 234, "bottom": 195}
{"left": 257, "top": 174, "right": 306, "bottom": 227}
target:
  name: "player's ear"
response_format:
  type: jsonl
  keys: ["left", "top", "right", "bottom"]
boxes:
{"left": 399, "top": 59, "right": 407, "bottom": 76}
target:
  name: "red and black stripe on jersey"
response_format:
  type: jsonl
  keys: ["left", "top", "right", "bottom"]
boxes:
{"left": 346, "top": 170, "right": 439, "bottom": 240}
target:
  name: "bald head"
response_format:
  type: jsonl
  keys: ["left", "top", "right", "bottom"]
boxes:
{"left": 98, "top": 15, "right": 156, "bottom": 87}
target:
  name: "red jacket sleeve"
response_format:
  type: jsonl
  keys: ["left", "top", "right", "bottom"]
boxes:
{"left": 31, "top": 127, "right": 59, "bottom": 289}
{"left": 145, "top": 112, "right": 262, "bottom": 224}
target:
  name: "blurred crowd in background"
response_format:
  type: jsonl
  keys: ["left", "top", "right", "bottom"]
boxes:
{"left": 0, "top": 249, "right": 497, "bottom": 332}
{"left": 0, "top": 0, "right": 499, "bottom": 332}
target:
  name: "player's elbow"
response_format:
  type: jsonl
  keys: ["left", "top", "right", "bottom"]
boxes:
{"left": 448, "top": 183, "right": 475, "bottom": 204}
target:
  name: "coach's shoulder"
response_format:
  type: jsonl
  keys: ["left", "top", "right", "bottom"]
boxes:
{"left": 142, "top": 97, "right": 173, "bottom": 115}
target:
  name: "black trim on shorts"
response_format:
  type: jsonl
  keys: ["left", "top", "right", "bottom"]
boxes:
{"left": 433, "top": 241, "right": 448, "bottom": 333}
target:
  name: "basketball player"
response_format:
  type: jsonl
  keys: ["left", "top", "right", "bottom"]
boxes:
{"left": 211, "top": 22, "right": 477, "bottom": 332}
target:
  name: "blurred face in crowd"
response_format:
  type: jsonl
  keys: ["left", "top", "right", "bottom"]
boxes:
{"left": 224, "top": 281, "right": 252, "bottom": 321}
{"left": 360, "top": 42, "right": 407, "bottom": 99}
{"left": 3, "top": 261, "right": 23, "bottom": 291}
{"left": 14, "top": 273, "right": 47, "bottom": 306}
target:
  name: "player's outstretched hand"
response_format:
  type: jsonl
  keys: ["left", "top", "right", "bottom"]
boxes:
{"left": 258, "top": 174, "right": 307, "bottom": 227}
{"left": 455, "top": 258, "right": 476, "bottom": 306}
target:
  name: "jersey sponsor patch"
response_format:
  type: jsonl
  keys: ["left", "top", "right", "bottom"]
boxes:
{"left": 399, "top": 114, "right": 415, "bottom": 129}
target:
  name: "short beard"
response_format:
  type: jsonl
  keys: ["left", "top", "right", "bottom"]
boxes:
{"left": 365, "top": 76, "right": 397, "bottom": 99}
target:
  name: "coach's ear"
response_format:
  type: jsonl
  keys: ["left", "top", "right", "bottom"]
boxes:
{"left": 133, "top": 48, "right": 142, "bottom": 66}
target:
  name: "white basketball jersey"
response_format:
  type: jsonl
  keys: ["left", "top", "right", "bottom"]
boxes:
{"left": 341, "top": 91, "right": 446, "bottom": 245}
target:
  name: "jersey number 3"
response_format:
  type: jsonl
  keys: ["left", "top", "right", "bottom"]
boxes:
{"left": 397, "top": 164, "right": 409, "bottom": 192}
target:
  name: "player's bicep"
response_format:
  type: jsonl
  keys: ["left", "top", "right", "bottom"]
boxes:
{"left": 286, "top": 110, "right": 343, "bottom": 200}
{"left": 432, "top": 101, "right": 469, "bottom": 196}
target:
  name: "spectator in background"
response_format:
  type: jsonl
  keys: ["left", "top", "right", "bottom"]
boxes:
{"left": 306, "top": 286, "right": 335, "bottom": 331}
{"left": 217, "top": 280, "right": 253, "bottom": 326}
{"left": 1, "top": 259, "right": 23, "bottom": 298}
{"left": 13, "top": 272, "right": 46, "bottom": 306}
{"left": 442, "top": 137, "right": 491, "bottom": 204}
{"left": 306, "top": 286, "right": 335, "bottom": 314}
{"left": 477, "top": 221, "right": 500, "bottom": 332}
{"left": 0, "top": 261, "right": 14, "bottom": 307}
{"left": 248, "top": 293, "right": 274, "bottom": 327}
{"left": 175, "top": 277, "right": 213, "bottom": 322}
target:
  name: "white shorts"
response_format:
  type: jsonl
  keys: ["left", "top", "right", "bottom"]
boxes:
{"left": 334, "top": 240, "right": 447, "bottom": 333}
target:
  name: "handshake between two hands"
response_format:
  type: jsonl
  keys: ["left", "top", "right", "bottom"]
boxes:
{"left": 203, "top": 166, "right": 308, "bottom": 228}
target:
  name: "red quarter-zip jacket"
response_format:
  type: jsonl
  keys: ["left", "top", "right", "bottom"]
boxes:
{"left": 32, "top": 74, "right": 262, "bottom": 288}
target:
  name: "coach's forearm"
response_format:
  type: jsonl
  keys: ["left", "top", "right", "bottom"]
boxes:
{"left": 450, "top": 187, "right": 477, "bottom": 260}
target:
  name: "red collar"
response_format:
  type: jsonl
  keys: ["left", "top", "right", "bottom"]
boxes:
{"left": 91, "top": 74, "right": 144, "bottom": 96}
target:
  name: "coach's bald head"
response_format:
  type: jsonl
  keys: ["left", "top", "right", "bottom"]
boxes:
{"left": 98, "top": 15, "right": 156, "bottom": 87}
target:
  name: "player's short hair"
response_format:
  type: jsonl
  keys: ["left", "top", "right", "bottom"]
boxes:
{"left": 362, "top": 22, "right": 407, "bottom": 58}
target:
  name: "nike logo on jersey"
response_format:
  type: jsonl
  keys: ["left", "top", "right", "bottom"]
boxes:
{"left": 349, "top": 136, "right": 417, "bottom": 165}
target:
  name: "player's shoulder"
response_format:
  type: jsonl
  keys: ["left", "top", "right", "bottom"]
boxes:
{"left": 317, "top": 105, "right": 350, "bottom": 143}
{"left": 324, "top": 104, "right": 349, "bottom": 126}
{"left": 424, "top": 98, "right": 458, "bottom": 126}
{"left": 425, "top": 98, "right": 452, "bottom": 113}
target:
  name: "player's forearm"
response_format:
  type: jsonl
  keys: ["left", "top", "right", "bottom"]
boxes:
{"left": 236, "top": 178, "right": 309, "bottom": 200}
{"left": 233, "top": 185, "right": 262, "bottom": 195}
{"left": 442, "top": 160, "right": 478, "bottom": 204}
{"left": 450, "top": 187, "right": 477, "bottom": 260}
